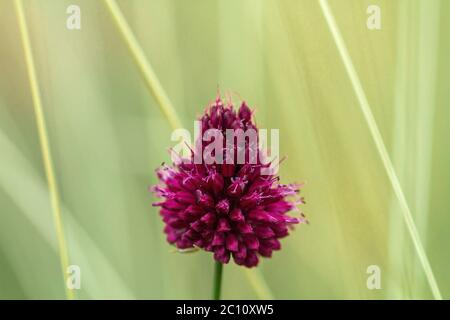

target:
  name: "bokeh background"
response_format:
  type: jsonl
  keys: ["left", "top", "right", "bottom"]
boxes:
{"left": 0, "top": 0, "right": 449, "bottom": 299}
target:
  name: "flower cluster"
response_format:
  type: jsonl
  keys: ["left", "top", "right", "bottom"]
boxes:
{"left": 152, "top": 96, "right": 305, "bottom": 267}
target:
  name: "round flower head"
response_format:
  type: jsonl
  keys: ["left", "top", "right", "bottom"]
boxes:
{"left": 152, "top": 96, "right": 306, "bottom": 267}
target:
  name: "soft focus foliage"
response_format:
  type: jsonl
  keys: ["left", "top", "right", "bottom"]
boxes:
{"left": 0, "top": 0, "right": 449, "bottom": 299}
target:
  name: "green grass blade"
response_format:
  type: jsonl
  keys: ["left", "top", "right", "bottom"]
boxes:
{"left": 0, "top": 127, "right": 135, "bottom": 299}
{"left": 14, "top": 0, "right": 73, "bottom": 300}
{"left": 387, "top": 0, "right": 410, "bottom": 299}
{"left": 103, "top": 0, "right": 182, "bottom": 129}
{"left": 413, "top": 0, "right": 441, "bottom": 275}
{"left": 319, "top": 0, "right": 442, "bottom": 300}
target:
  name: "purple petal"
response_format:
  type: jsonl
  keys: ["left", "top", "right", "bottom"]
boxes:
{"left": 216, "top": 199, "right": 230, "bottom": 214}
{"left": 254, "top": 226, "right": 275, "bottom": 239}
{"left": 212, "top": 232, "right": 225, "bottom": 246}
{"left": 175, "top": 191, "right": 196, "bottom": 205}
{"left": 225, "top": 234, "right": 239, "bottom": 252}
{"left": 244, "top": 250, "right": 259, "bottom": 268}
{"left": 217, "top": 218, "right": 231, "bottom": 232}
{"left": 229, "top": 208, "right": 245, "bottom": 222}
{"left": 244, "top": 235, "right": 259, "bottom": 250}
{"left": 200, "top": 212, "right": 216, "bottom": 226}
{"left": 236, "top": 222, "right": 253, "bottom": 234}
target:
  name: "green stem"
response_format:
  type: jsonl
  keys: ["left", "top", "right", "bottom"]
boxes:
{"left": 319, "top": 0, "right": 442, "bottom": 300}
{"left": 14, "top": 0, "right": 74, "bottom": 300}
{"left": 213, "top": 262, "right": 223, "bottom": 300}
{"left": 103, "top": 0, "right": 182, "bottom": 130}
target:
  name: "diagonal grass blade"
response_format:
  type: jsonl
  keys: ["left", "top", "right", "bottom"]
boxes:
{"left": 319, "top": 0, "right": 442, "bottom": 300}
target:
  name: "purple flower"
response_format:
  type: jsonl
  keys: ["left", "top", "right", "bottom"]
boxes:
{"left": 152, "top": 96, "right": 306, "bottom": 267}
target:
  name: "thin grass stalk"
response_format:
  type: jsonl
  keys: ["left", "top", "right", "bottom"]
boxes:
{"left": 272, "top": 1, "right": 355, "bottom": 297}
{"left": 14, "top": 0, "right": 74, "bottom": 300}
{"left": 413, "top": 0, "right": 441, "bottom": 297}
{"left": 103, "top": 0, "right": 182, "bottom": 129}
{"left": 0, "top": 125, "right": 138, "bottom": 298}
{"left": 387, "top": 0, "right": 410, "bottom": 299}
{"left": 414, "top": 0, "right": 440, "bottom": 241}
{"left": 319, "top": 0, "right": 442, "bottom": 300}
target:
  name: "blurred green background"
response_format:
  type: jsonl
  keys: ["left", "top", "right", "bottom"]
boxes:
{"left": 0, "top": 0, "right": 449, "bottom": 299}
